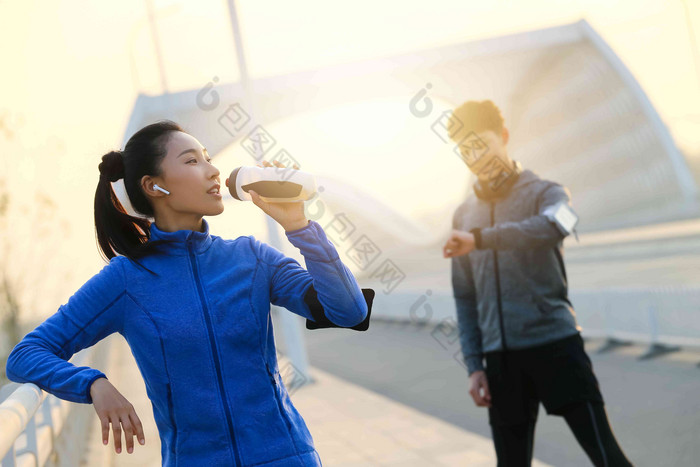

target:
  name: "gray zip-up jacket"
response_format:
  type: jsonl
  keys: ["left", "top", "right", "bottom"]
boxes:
{"left": 451, "top": 166, "right": 581, "bottom": 376}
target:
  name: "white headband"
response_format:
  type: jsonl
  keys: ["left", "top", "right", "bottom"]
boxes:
{"left": 110, "top": 178, "right": 152, "bottom": 220}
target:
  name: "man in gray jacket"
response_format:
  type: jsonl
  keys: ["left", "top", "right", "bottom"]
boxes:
{"left": 443, "top": 100, "right": 633, "bottom": 466}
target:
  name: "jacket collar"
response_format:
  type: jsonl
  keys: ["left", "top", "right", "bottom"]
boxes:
{"left": 473, "top": 159, "right": 533, "bottom": 201}
{"left": 148, "top": 218, "right": 213, "bottom": 255}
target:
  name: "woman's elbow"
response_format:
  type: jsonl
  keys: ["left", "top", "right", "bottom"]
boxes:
{"left": 5, "top": 345, "right": 24, "bottom": 382}
{"left": 343, "top": 299, "right": 368, "bottom": 327}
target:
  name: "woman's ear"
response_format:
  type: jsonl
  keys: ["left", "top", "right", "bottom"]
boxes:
{"left": 141, "top": 175, "right": 164, "bottom": 198}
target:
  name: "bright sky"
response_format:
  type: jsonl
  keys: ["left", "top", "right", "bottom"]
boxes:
{"left": 1, "top": 0, "right": 700, "bottom": 316}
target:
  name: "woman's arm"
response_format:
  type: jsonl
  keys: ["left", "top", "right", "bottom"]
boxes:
{"left": 4, "top": 257, "right": 127, "bottom": 404}
{"left": 249, "top": 220, "right": 368, "bottom": 328}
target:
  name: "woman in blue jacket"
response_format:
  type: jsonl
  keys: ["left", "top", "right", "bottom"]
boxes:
{"left": 5, "top": 120, "right": 369, "bottom": 466}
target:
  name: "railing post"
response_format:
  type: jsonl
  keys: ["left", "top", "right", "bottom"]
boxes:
{"left": 40, "top": 397, "right": 55, "bottom": 455}
{"left": 14, "top": 414, "right": 39, "bottom": 467}
{"left": 1, "top": 441, "right": 16, "bottom": 467}
{"left": 597, "top": 289, "right": 632, "bottom": 353}
{"left": 639, "top": 287, "right": 680, "bottom": 360}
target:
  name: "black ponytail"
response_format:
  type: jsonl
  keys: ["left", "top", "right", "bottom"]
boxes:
{"left": 94, "top": 120, "right": 186, "bottom": 274}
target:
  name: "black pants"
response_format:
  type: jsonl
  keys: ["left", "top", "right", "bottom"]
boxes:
{"left": 484, "top": 333, "right": 633, "bottom": 466}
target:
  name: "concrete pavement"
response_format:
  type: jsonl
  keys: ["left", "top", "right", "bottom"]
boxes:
{"left": 82, "top": 333, "right": 552, "bottom": 466}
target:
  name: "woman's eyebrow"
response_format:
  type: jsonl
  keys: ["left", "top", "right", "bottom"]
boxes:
{"left": 177, "top": 147, "right": 208, "bottom": 158}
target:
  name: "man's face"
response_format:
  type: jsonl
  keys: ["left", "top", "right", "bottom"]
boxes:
{"left": 455, "top": 128, "right": 510, "bottom": 182}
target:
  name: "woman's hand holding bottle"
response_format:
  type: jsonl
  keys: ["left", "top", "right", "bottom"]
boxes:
{"left": 90, "top": 377, "right": 146, "bottom": 454}
{"left": 242, "top": 159, "right": 309, "bottom": 232}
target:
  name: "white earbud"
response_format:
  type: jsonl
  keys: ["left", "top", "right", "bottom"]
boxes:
{"left": 154, "top": 184, "right": 170, "bottom": 195}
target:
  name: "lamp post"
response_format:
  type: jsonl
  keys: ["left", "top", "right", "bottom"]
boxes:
{"left": 225, "top": 0, "right": 313, "bottom": 384}
{"left": 127, "top": 2, "right": 181, "bottom": 95}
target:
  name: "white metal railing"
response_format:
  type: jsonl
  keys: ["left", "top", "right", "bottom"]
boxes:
{"left": 367, "top": 285, "right": 700, "bottom": 361}
{"left": 570, "top": 285, "right": 700, "bottom": 358}
{"left": 0, "top": 335, "right": 113, "bottom": 467}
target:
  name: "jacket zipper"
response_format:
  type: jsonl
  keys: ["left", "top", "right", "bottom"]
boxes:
{"left": 490, "top": 202, "right": 508, "bottom": 352}
{"left": 187, "top": 241, "right": 242, "bottom": 466}
{"left": 265, "top": 363, "right": 295, "bottom": 436}
{"left": 166, "top": 382, "right": 178, "bottom": 460}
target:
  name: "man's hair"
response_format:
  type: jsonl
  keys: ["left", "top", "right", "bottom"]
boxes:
{"left": 448, "top": 100, "right": 504, "bottom": 143}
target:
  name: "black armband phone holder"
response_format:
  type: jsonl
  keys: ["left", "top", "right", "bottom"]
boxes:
{"left": 304, "top": 285, "right": 375, "bottom": 331}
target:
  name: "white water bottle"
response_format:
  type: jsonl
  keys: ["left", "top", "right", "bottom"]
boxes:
{"left": 226, "top": 165, "right": 317, "bottom": 203}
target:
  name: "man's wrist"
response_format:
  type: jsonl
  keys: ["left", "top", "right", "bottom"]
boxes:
{"left": 469, "top": 228, "right": 483, "bottom": 249}
{"left": 466, "top": 355, "right": 485, "bottom": 375}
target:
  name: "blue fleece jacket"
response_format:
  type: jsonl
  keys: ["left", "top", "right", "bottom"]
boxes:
{"left": 5, "top": 218, "right": 368, "bottom": 466}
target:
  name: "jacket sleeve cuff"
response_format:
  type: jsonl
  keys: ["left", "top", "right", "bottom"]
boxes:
{"left": 471, "top": 226, "right": 498, "bottom": 250}
{"left": 284, "top": 219, "right": 312, "bottom": 235}
{"left": 85, "top": 371, "right": 108, "bottom": 404}
{"left": 465, "top": 355, "right": 485, "bottom": 376}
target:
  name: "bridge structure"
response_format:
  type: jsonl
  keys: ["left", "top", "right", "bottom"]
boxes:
{"left": 3, "top": 18, "right": 699, "bottom": 465}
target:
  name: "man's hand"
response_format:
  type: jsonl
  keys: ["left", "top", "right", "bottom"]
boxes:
{"left": 468, "top": 370, "right": 492, "bottom": 408}
{"left": 90, "top": 377, "right": 146, "bottom": 454}
{"left": 443, "top": 229, "right": 476, "bottom": 258}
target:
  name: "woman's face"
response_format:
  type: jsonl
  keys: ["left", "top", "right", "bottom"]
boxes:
{"left": 144, "top": 131, "right": 224, "bottom": 219}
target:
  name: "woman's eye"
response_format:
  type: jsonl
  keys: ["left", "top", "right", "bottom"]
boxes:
{"left": 187, "top": 159, "right": 196, "bottom": 164}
